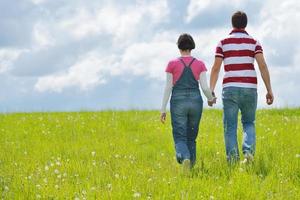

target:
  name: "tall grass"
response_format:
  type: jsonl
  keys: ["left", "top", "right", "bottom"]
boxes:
{"left": 0, "top": 109, "right": 299, "bottom": 199}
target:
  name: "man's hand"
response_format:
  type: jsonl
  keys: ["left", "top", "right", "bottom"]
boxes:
{"left": 266, "top": 91, "right": 274, "bottom": 105}
{"left": 160, "top": 113, "right": 166, "bottom": 124}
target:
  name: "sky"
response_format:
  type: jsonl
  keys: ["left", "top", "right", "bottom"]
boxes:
{"left": 0, "top": 0, "right": 299, "bottom": 112}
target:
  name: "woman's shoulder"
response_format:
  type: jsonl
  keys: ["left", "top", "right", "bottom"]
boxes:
{"left": 168, "top": 57, "right": 180, "bottom": 64}
{"left": 191, "top": 57, "right": 207, "bottom": 72}
{"left": 192, "top": 57, "right": 205, "bottom": 66}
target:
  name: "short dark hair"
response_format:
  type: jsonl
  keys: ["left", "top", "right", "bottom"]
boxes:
{"left": 231, "top": 11, "right": 247, "bottom": 29}
{"left": 177, "top": 33, "right": 195, "bottom": 51}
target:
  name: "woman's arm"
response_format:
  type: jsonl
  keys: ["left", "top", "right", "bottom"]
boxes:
{"left": 161, "top": 73, "right": 173, "bottom": 113}
{"left": 199, "top": 72, "right": 214, "bottom": 101}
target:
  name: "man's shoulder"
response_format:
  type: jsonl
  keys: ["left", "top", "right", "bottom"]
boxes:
{"left": 220, "top": 33, "right": 258, "bottom": 45}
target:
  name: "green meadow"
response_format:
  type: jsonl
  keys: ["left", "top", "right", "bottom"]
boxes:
{"left": 0, "top": 109, "right": 299, "bottom": 199}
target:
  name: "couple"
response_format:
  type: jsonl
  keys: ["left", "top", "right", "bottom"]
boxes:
{"left": 160, "top": 11, "right": 274, "bottom": 170}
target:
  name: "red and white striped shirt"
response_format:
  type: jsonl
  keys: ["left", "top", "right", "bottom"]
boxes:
{"left": 215, "top": 29, "right": 263, "bottom": 88}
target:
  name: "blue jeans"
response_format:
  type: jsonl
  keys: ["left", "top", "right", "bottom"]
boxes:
{"left": 170, "top": 90, "right": 203, "bottom": 166}
{"left": 222, "top": 87, "right": 257, "bottom": 162}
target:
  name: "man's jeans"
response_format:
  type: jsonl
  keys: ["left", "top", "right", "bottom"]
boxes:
{"left": 222, "top": 87, "right": 257, "bottom": 162}
{"left": 170, "top": 90, "right": 203, "bottom": 166}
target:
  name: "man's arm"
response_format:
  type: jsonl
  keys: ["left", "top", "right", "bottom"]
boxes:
{"left": 210, "top": 57, "right": 223, "bottom": 92}
{"left": 255, "top": 53, "right": 274, "bottom": 105}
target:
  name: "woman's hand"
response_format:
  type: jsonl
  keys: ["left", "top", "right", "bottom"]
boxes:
{"left": 160, "top": 113, "right": 167, "bottom": 124}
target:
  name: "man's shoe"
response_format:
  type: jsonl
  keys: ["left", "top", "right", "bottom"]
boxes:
{"left": 241, "top": 153, "right": 254, "bottom": 164}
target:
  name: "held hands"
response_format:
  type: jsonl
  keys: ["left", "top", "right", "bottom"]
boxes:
{"left": 266, "top": 91, "right": 274, "bottom": 105}
{"left": 160, "top": 112, "right": 166, "bottom": 124}
{"left": 208, "top": 91, "right": 217, "bottom": 107}
{"left": 208, "top": 97, "right": 217, "bottom": 107}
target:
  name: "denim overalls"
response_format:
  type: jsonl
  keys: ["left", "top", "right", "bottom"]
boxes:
{"left": 170, "top": 57, "right": 203, "bottom": 166}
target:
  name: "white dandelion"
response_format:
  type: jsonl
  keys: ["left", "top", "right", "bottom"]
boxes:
{"left": 90, "top": 187, "right": 96, "bottom": 191}
{"left": 107, "top": 183, "right": 112, "bottom": 190}
{"left": 133, "top": 192, "right": 141, "bottom": 198}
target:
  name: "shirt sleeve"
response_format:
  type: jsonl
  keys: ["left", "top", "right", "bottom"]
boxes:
{"left": 161, "top": 73, "right": 173, "bottom": 113}
{"left": 198, "top": 72, "right": 214, "bottom": 101}
{"left": 199, "top": 60, "right": 207, "bottom": 73}
{"left": 215, "top": 41, "right": 224, "bottom": 58}
{"left": 254, "top": 40, "right": 263, "bottom": 54}
{"left": 165, "top": 61, "right": 173, "bottom": 73}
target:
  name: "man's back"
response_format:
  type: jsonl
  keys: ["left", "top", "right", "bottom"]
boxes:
{"left": 215, "top": 29, "right": 263, "bottom": 89}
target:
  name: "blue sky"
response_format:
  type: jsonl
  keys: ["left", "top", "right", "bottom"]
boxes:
{"left": 0, "top": 0, "right": 299, "bottom": 112}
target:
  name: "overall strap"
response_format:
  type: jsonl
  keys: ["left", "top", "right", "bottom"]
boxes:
{"left": 179, "top": 57, "right": 196, "bottom": 68}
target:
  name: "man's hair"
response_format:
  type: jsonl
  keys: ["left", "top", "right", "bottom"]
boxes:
{"left": 231, "top": 11, "right": 248, "bottom": 29}
{"left": 177, "top": 33, "right": 195, "bottom": 51}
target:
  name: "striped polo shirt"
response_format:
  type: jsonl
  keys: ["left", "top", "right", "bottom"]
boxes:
{"left": 215, "top": 29, "right": 263, "bottom": 88}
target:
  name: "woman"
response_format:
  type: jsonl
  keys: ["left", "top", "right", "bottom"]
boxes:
{"left": 160, "top": 33, "right": 215, "bottom": 171}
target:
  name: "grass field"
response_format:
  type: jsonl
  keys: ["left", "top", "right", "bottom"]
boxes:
{"left": 0, "top": 109, "right": 299, "bottom": 199}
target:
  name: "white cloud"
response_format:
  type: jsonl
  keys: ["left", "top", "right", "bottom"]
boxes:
{"left": 269, "top": 66, "right": 300, "bottom": 107}
{"left": 59, "top": 0, "right": 169, "bottom": 43}
{"left": 31, "top": 0, "right": 47, "bottom": 5}
{"left": 29, "top": 0, "right": 170, "bottom": 93}
{"left": 33, "top": 23, "right": 55, "bottom": 48}
{"left": 120, "top": 37, "right": 177, "bottom": 80}
{"left": 186, "top": 0, "right": 242, "bottom": 22}
{"left": 0, "top": 49, "right": 24, "bottom": 74}
{"left": 34, "top": 52, "right": 117, "bottom": 92}
{"left": 34, "top": 32, "right": 177, "bottom": 92}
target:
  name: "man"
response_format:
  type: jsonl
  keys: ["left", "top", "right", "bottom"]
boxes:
{"left": 209, "top": 11, "right": 274, "bottom": 163}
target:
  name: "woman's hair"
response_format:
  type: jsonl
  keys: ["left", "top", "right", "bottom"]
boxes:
{"left": 177, "top": 33, "right": 195, "bottom": 51}
{"left": 231, "top": 11, "right": 247, "bottom": 29}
